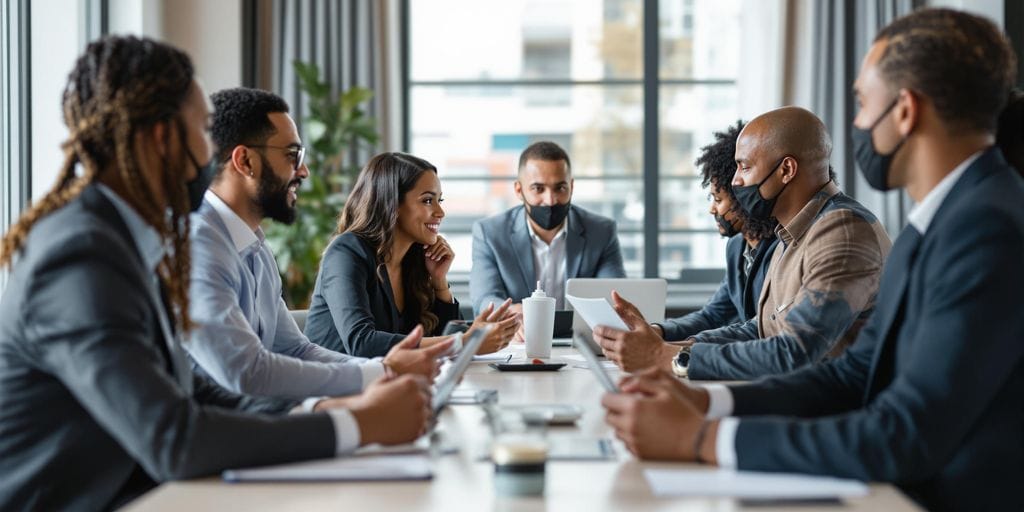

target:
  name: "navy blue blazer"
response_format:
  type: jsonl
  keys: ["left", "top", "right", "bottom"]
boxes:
{"left": 304, "top": 232, "right": 462, "bottom": 357}
{"left": 724, "top": 148, "right": 1024, "bottom": 511}
{"left": 657, "top": 234, "right": 778, "bottom": 340}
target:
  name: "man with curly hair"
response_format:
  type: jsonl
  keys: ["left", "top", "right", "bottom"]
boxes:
{"left": 655, "top": 121, "right": 779, "bottom": 341}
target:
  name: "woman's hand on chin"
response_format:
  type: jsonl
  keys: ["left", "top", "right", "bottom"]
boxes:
{"left": 423, "top": 235, "right": 454, "bottom": 283}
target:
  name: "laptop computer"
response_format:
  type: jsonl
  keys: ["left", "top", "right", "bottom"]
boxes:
{"left": 565, "top": 278, "right": 668, "bottom": 356}
{"left": 552, "top": 310, "right": 574, "bottom": 346}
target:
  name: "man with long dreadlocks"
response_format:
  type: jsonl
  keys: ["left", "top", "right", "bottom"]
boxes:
{"left": 0, "top": 36, "right": 433, "bottom": 510}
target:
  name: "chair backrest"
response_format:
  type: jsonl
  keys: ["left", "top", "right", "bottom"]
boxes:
{"left": 678, "top": 267, "right": 726, "bottom": 283}
{"left": 290, "top": 309, "right": 309, "bottom": 331}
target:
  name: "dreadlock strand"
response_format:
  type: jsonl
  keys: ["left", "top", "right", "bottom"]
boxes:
{"left": 0, "top": 147, "right": 82, "bottom": 266}
{"left": 2, "top": 36, "right": 197, "bottom": 337}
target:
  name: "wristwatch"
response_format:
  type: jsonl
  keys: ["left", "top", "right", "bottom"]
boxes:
{"left": 671, "top": 346, "right": 692, "bottom": 378}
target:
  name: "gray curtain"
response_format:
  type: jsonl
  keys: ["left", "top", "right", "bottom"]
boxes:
{"left": 250, "top": 0, "right": 390, "bottom": 168}
{"left": 806, "top": 0, "right": 923, "bottom": 238}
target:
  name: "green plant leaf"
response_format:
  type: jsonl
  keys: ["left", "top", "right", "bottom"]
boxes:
{"left": 306, "top": 119, "right": 327, "bottom": 142}
{"left": 340, "top": 87, "right": 374, "bottom": 112}
{"left": 277, "top": 60, "right": 380, "bottom": 307}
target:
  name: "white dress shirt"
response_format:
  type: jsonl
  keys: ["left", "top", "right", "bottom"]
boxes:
{"left": 527, "top": 216, "right": 568, "bottom": 309}
{"left": 704, "top": 150, "right": 982, "bottom": 469}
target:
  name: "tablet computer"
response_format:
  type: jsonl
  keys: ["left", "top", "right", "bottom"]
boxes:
{"left": 574, "top": 333, "right": 619, "bottom": 393}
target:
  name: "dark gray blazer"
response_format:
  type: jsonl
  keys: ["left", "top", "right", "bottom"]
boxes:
{"left": 304, "top": 232, "right": 462, "bottom": 357}
{"left": 724, "top": 149, "right": 1024, "bottom": 511}
{"left": 469, "top": 204, "right": 625, "bottom": 314}
{"left": 0, "top": 186, "right": 335, "bottom": 511}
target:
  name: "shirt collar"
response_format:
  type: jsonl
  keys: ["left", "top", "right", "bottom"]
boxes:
{"left": 907, "top": 150, "right": 983, "bottom": 234}
{"left": 95, "top": 183, "right": 167, "bottom": 273}
{"left": 776, "top": 181, "right": 840, "bottom": 247}
{"left": 204, "top": 190, "right": 263, "bottom": 254}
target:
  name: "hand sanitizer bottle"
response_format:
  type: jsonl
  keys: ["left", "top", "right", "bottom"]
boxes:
{"left": 523, "top": 281, "right": 555, "bottom": 359}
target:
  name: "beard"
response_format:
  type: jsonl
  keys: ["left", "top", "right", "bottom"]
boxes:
{"left": 257, "top": 154, "right": 299, "bottom": 225}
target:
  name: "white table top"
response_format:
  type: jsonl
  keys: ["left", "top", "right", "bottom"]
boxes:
{"left": 127, "top": 347, "right": 922, "bottom": 512}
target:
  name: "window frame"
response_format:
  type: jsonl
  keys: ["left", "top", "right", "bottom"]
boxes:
{"left": 401, "top": 0, "right": 737, "bottom": 284}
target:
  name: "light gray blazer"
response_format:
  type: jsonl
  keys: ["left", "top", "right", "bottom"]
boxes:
{"left": 470, "top": 204, "right": 625, "bottom": 314}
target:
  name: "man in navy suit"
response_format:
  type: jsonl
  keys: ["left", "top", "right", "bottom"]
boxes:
{"left": 600, "top": 9, "right": 1024, "bottom": 511}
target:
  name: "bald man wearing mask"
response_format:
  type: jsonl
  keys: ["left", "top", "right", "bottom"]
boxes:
{"left": 596, "top": 107, "right": 892, "bottom": 380}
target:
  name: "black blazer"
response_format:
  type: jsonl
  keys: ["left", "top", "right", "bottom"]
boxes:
{"left": 658, "top": 234, "right": 778, "bottom": 340}
{"left": 724, "top": 148, "right": 1024, "bottom": 511}
{"left": 304, "top": 232, "right": 462, "bottom": 357}
{"left": 0, "top": 186, "right": 335, "bottom": 511}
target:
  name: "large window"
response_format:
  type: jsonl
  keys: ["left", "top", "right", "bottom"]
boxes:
{"left": 406, "top": 0, "right": 740, "bottom": 281}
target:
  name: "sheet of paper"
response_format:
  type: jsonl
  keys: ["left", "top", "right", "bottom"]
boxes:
{"left": 563, "top": 354, "right": 620, "bottom": 370}
{"left": 223, "top": 454, "right": 432, "bottom": 482}
{"left": 473, "top": 344, "right": 524, "bottom": 362}
{"left": 644, "top": 468, "right": 869, "bottom": 499}
{"left": 565, "top": 295, "right": 629, "bottom": 331}
{"left": 571, "top": 361, "right": 619, "bottom": 370}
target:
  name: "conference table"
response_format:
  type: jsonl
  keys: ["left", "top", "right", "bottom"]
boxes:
{"left": 127, "top": 347, "right": 922, "bottom": 511}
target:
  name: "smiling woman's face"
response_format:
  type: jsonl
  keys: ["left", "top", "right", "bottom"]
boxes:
{"left": 396, "top": 170, "right": 445, "bottom": 245}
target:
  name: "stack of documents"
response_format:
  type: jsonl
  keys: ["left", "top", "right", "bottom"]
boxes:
{"left": 223, "top": 454, "right": 432, "bottom": 482}
{"left": 644, "top": 468, "right": 868, "bottom": 499}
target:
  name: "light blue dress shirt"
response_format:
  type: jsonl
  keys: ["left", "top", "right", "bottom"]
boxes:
{"left": 186, "top": 191, "right": 384, "bottom": 400}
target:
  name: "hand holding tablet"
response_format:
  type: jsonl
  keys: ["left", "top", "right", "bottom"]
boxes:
{"left": 574, "top": 333, "right": 620, "bottom": 393}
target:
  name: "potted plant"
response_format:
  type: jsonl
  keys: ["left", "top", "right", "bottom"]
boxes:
{"left": 264, "top": 60, "right": 379, "bottom": 308}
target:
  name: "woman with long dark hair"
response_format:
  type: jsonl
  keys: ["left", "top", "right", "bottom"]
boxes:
{"left": 305, "top": 152, "right": 518, "bottom": 357}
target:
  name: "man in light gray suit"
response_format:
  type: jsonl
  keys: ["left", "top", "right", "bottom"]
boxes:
{"left": 471, "top": 141, "right": 626, "bottom": 337}
{"left": 0, "top": 37, "right": 430, "bottom": 511}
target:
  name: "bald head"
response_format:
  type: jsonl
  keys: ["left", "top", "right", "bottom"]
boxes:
{"left": 737, "top": 106, "right": 832, "bottom": 182}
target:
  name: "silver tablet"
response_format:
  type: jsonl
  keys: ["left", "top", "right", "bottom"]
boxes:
{"left": 432, "top": 325, "right": 492, "bottom": 413}
{"left": 574, "top": 333, "right": 620, "bottom": 393}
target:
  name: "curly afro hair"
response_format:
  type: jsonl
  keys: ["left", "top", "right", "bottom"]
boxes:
{"left": 695, "top": 120, "right": 777, "bottom": 242}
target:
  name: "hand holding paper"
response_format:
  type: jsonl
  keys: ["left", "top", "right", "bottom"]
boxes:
{"left": 565, "top": 294, "right": 629, "bottom": 331}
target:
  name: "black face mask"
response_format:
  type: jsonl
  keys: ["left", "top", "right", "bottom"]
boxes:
{"left": 525, "top": 201, "right": 570, "bottom": 231}
{"left": 176, "top": 120, "right": 215, "bottom": 213}
{"left": 852, "top": 97, "right": 904, "bottom": 192}
{"left": 714, "top": 214, "right": 741, "bottom": 238}
{"left": 732, "top": 157, "right": 788, "bottom": 221}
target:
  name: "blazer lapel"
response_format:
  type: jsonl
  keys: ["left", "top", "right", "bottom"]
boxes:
{"left": 510, "top": 207, "right": 536, "bottom": 292}
{"left": 861, "top": 148, "right": 1005, "bottom": 400}
{"left": 862, "top": 225, "right": 922, "bottom": 402}
{"left": 80, "top": 186, "right": 193, "bottom": 392}
{"left": 565, "top": 206, "right": 585, "bottom": 279}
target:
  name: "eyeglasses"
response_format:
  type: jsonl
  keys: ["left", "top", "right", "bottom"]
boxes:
{"left": 248, "top": 144, "right": 306, "bottom": 171}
